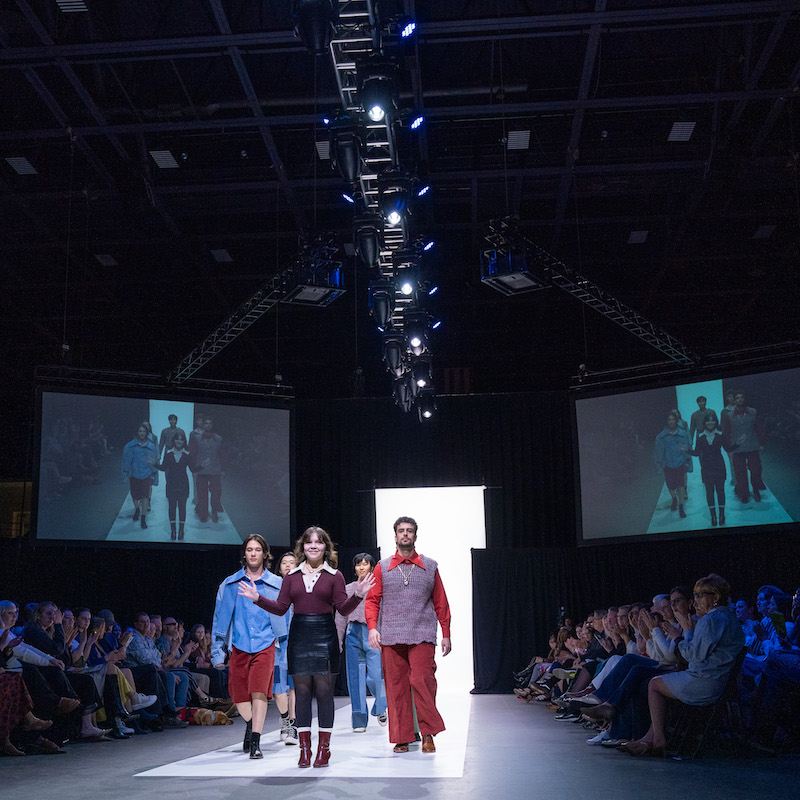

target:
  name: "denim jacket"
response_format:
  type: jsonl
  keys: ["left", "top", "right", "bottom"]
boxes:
{"left": 211, "top": 567, "right": 287, "bottom": 665}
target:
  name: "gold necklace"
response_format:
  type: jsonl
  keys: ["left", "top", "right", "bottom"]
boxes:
{"left": 397, "top": 562, "right": 415, "bottom": 587}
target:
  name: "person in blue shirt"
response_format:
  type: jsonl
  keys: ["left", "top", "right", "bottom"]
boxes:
{"left": 212, "top": 534, "right": 287, "bottom": 759}
{"left": 121, "top": 424, "right": 158, "bottom": 529}
{"left": 654, "top": 411, "right": 691, "bottom": 519}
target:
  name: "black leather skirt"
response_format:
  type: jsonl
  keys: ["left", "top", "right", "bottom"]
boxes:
{"left": 288, "top": 613, "right": 340, "bottom": 675}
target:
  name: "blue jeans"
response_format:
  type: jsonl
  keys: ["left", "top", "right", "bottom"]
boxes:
{"left": 595, "top": 653, "right": 661, "bottom": 709}
{"left": 345, "top": 621, "right": 387, "bottom": 728}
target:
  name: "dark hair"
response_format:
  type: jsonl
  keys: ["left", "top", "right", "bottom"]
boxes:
{"left": 353, "top": 552, "right": 375, "bottom": 569}
{"left": 293, "top": 526, "right": 338, "bottom": 569}
{"left": 703, "top": 410, "right": 719, "bottom": 427}
{"left": 33, "top": 601, "right": 57, "bottom": 626}
{"left": 168, "top": 414, "right": 178, "bottom": 422}
{"left": 669, "top": 585, "right": 692, "bottom": 601}
{"left": 240, "top": 534, "right": 272, "bottom": 569}
{"left": 696, "top": 396, "right": 706, "bottom": 404}
{"left": 272, "top": 551, "right": 297, "bottom": 576}
{"left": 172, "top": 432, "right": 187, "bottom": 448}
{"left": 393, "top": 516, "right": 418, "bottom": 534}
{"left": 757, "top": 585, "right": 783, "bottom": 602}
{"left": 73, "top": 607, "right": 91, "bottom": 618}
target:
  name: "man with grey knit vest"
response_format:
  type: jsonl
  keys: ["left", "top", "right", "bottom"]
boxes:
{"left": 365, "top": 516, "right": 451, "bottom": 753}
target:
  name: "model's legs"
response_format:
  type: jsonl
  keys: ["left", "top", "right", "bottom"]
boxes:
{"left": 382, "top": 644, "right": 414, "bottom": 743}
{"left": 732, "top": 452, "right": 749, "bottom": 500}
{"left": 196, "top": 474, "right": 210, "bottom": 520}
{"left": 250, "top": 692, "right": 268, "bottom": 733}
{"left": 407, "top": 643, "right": 445, "bottom": 737}
{"left": 345, "top": 627, "right": 368, "bottom": 729}
{"left": 364, "top": 628, "right": 387, "bottom": 718}
{"left": 293, "top": 674, "right": 313, "bottom": 729}
{"left": 209, "top": 474, "right": 222, "bottom": 514}
{"left": 747, "top": 451, "right": 766, "bottom": 491}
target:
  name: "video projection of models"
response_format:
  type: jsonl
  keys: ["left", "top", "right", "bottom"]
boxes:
{"left": 574, "top": 366, "right": 800, "bottom": 542}
{"left": 36, "top": 391, "right": 291, "bottom": 546}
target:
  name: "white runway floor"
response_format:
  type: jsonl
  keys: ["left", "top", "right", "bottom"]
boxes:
{"left": 136, "top": 692, "right": 469, "bottom": 779}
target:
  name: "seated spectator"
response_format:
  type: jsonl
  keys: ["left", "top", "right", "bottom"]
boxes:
{"left": 620, "top": 573, "right": 744, "bottom": 756}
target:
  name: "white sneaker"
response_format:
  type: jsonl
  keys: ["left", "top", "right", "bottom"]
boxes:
{"left": 284, "top": 720, "right": 298, "bottom": 745}
{"left": 130, "top": 693, "right": 157, "bottom": 711}
{"left": 353, "top": 726, "right": 367, "bottom": 733}
{"left": 587, "top": 729, "right": 611, "bottom": 745}
{"left": 377, "top": 713, "right": 388, "bottom": 727}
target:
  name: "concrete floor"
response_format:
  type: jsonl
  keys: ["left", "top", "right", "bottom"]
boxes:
{"left": 3, "top": 695, "right": 798, "bottom": 800}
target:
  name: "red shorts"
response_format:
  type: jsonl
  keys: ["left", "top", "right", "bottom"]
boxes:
{"left": 228, "top": 644, "right": 276, "bottom": 703}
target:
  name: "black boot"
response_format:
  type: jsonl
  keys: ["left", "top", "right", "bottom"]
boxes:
{"left": 671, "top": 497, "right": 678, "bottom": 512}
{"left": 249, "top": 731, "right": 263, "bottom": 759}
{"left": 170, "top": 522, "right": 177, "bottom": 541}
{"left": 243, "top": 719, "right": 252, "bottom": 752}
{"left": 141, "top": 514, "right": 147, "bottom": 529}
{"left": 178, "top": 523, "right": 184, "bottom": 541}
{"left": 710, "top": 508, "right": 717, "bottom": 527}
{"left": 133, "top": 507, "right": 140, "bottom": 521}
{"left": 678, "top": 505, "right": 686, "bottom": 518}
{"left": 719, "top": 507, "right": 726, "bottom": 525}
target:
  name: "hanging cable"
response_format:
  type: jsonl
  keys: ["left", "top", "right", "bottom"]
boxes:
{"left": 61, "top": 129, "right": 76, "bottom": 361}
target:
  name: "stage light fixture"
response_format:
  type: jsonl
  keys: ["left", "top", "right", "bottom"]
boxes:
{"left": 403, "top": 309, "right": 430, "bottom": 356}
{"left": 410, "top": 116, "right": 424, "bottom": 130}
{"left": 393, "top": 375, "right": 412, "bottom": 412}
{"left": 432, "top": 319, "right": 442, "bottom": 329}
{"left": 353, "top": 211, "right": 384, "bottom": 269}
{"left": 292, "top": 0, "right": 338, "bottom": 55}
{"left": 368, "top": 279, "right": 395, "bottom": 330}
{"left": 342, "top": 192, "right": 355, "bottom": 204}
{"left": 417, "top": 185, "right": 430, "bottom": 197}
{"left": 357, "top": 59, "right": 399, "bottom": 123}
{"left": 322, "top": 116, "right": 330, "bottom": 125}
{"left": 330, "top": 116, "right": 365, "bottom": 183}
{"left": 378, "top": 168, "right": 411, "bottom": 227}
{"left": 382, "top": 332, "right": 406, "bottom": 377}
{"left": 417, "top": 388, "right": 436, "bottom": 421}
{"left": 428, "top": 285, "right": 438, "bottom": 296}
{"left": 282, "top": 237, "right": 345, "bottom": 307}
{"left": 398, "top": 16, "right": 416, "bottom": 39}
{"left": 423, "top": 240, "right": 435, "bottom": 251}
{"left": 411, "top": 356, "right": 432, "bottom": 389}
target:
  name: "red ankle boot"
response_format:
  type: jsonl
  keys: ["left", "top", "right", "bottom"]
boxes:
{"left": 313, "top": 731, "right": 331, "bottom": 767}
{"left": 298, "top": 731, "right": 312, "bottom": 768}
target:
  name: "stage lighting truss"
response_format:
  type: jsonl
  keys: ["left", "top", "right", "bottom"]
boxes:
{"left": 324, "top": 2, "right": 440, "bottom": 416}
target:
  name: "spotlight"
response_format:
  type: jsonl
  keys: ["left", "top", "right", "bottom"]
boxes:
{"left": 322, "top": 116, "right": 330, "bottom": 125}
{"left": 423, "top": 240, "right": 435, "bottom": 251}
{"left": 292, "top": 0, "right": 338, "bottom": 55}
{"left": 417, "top": 185, "right": 430, "bottom": 197}
{"left": 410, "top": 115, "right": 424, "bottom": 130}
{"left": 393, "top": 375, "right": 412, "bottom": 412}
{"left": 329, "top": 116, "right": 365, "bottom": 183}
{"left": 398, "top": 16, "right": 416, "bottom": 39}
{"left": 368, "top": 279, "right": 395, "bottom": 330}
{"left": 357, "top": 58, "right": 399, "bottom": 123}
{"left": 342, "top": 192, "right": 355, "bottom": 204}
{"left": 392, "top": 248, "right": 420, "bottom": 297}
{"left": 411, "top": 355, "right": 432, "bottom": 389}
{"left": 382, "top": 332, "right": 406, "bottom": 377}
{"left": 417, "top": 388, "right": 436, "bottom": 421}
{"left": 378, "top": 167, "right": 411, "bottom": 228}
{"left": 432, "top": 319, "right": 442, "bottom": 329}
{"left": 403, "top": 308, "right": 430, "bottom": 356}
{"left": 428, "top": 285, "right": 438, "bottom": 296}
{"left": 353, "top": 211, "right": 384, "bottom": 269}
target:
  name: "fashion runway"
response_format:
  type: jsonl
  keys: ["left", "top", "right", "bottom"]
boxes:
{"left": 136, "top": 691, "right": 469, "bottom": 779}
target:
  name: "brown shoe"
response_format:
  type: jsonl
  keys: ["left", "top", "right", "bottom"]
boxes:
{"left": 393, "top": 742, "right": 409, "bottom": 753}
{"left": 23, "top": 713, "right": 53, "bottom": 732}
{"left": 421, "top": 734, "right": 436, "bottom": 753}
{"left": 56, "top": 697, "right": 80, "bottom": 715}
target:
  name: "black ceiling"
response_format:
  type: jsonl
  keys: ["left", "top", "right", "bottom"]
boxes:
{"left": 2, "top": 0, "right": 800, "bottom": 474}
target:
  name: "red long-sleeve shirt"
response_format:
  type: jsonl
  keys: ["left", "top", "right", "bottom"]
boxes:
{"left": 364, "top": 550, "right": 451, "bottom": 638}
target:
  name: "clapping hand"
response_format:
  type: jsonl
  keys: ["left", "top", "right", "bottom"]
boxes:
{"left": 673, "top": 608, "right": 693, "bottom": 633}
{"left": 355, "top": 572, "right": 375, "bottom": 598}
{"left": 237, "top": 578, "right": 260, "bottom": 602}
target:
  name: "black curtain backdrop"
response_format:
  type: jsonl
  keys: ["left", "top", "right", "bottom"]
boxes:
{"left": 3, "top": 392, "right": 800, "bottom": 691}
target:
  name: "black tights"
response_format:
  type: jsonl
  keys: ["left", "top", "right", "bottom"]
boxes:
{"left": 704, "top": 479, "right": 725, "bottom": 509}
{"left": 168, "top": 496, "right": 187, "bottom": 523}
{"left": 292, "top": 673, "right": 336, "bottom": 728}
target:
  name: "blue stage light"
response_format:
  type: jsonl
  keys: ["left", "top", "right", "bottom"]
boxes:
{"left": 417, "top": 185, "right": 430, "bottom": 197}
{"left": 401, "top": 21, "right": 416, "bottom": 38}
{"left": 423, "top": 240, "right": 435, "bottom": 251}
{"left": 342, "top": 192, "right": 355, "bottom": 204}
{"left": 410, "top": 116, "right": 423, "bottom": 130}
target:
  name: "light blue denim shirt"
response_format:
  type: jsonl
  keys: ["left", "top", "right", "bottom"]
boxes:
{"left": 211, "top": 567, "right": 287, "bottom": 665}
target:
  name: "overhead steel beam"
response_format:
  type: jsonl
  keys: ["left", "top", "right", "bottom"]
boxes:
{"left": 208, "top": 0, "right": 307, "bottom": 233}
{"left": 0, "top": 87, "right": 792, "bottom": 143}
{"left": 551, "top": 0, "right": 605, "bottom": 251}
{"left": 0, "top": 2, "right": 795, "bottom": 65}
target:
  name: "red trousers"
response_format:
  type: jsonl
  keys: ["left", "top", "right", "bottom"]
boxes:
{"left": 381, "top": 642, "right": 445, "bottom": 743}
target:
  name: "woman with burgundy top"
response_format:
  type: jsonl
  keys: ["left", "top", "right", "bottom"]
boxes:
{"left": 239, "top": 526, "right": 373, "bottom": 768}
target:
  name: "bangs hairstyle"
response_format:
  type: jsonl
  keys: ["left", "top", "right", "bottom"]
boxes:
{"left": 694, "top": 573, "right": 731, "bottom": 606}
{"left": 272, "top": 551, "right": 297, "bottom": 576}
{"left": 293, "top": 526, "right": 338, "bottom": 569}
{"left": 240, "top": 534, "right": 273, "bottom": 569}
